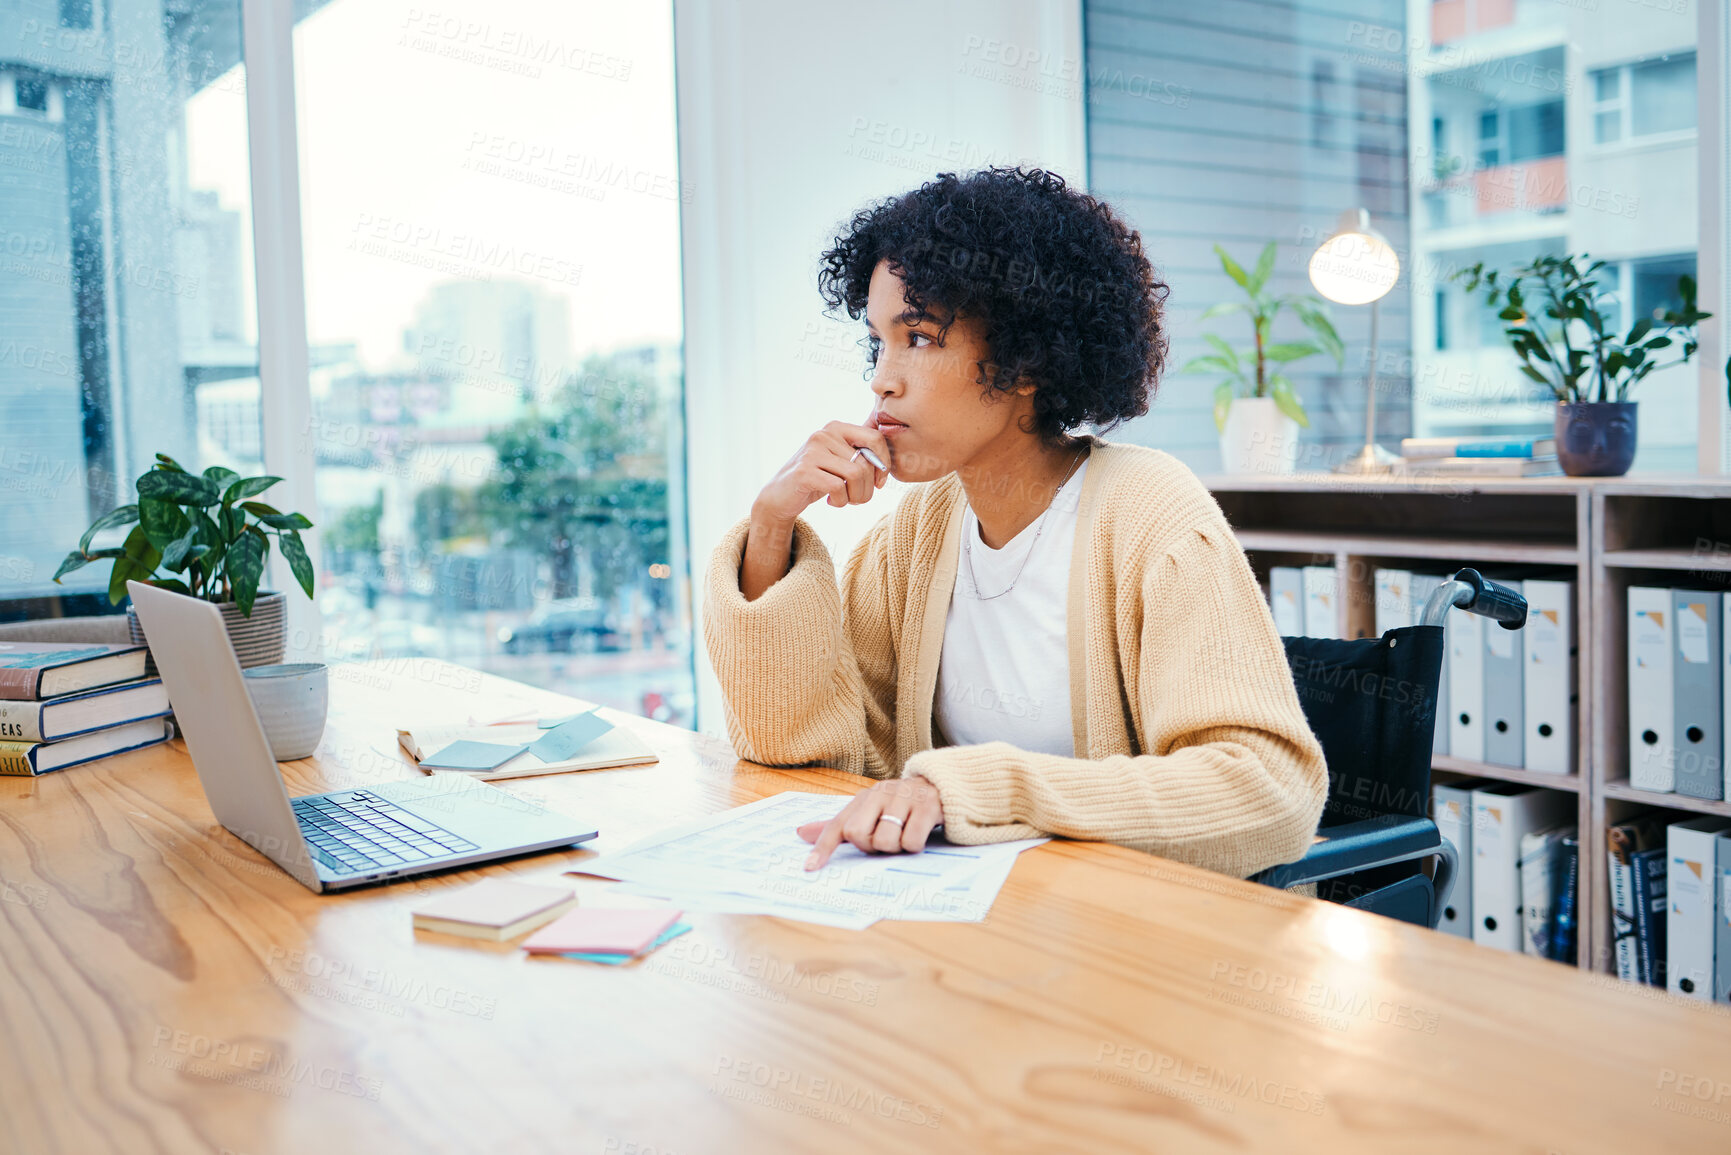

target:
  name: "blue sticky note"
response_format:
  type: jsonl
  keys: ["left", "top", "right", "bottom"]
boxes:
{"left": 560, "top": 921, "right": 691, "bottom": 964}
{"left": 527, "top": 711, "right": 614, "bottom": 763}
{"left": 420, "top": 740, "right": 526, "bottom": 771}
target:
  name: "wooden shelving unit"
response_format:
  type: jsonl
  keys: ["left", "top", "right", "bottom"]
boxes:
{"left": 1206, "top": 473, "right": 1597, "bottom": 967}
{"left": 1210, "top": 472, "right": 1731, "bottom": 975}
{"left": 1588, "top": 477, "right": 1731, "bottom": 974}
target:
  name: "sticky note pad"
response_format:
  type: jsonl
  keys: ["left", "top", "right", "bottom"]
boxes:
{"left": 526, "top": 711, "right": 614, "bottom": 763}
{"left": 420, "top": 739, "right": 526, "bottom": 771}
{"left": 561, "top": 922, "right": 692, "bottom": 964}
{"left": 521, "top": 906, "right": 682, "bottom": 955}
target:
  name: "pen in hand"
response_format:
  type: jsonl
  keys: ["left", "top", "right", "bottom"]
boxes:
{"left": 849, "top": 445, "right": 887, "bottom": 471}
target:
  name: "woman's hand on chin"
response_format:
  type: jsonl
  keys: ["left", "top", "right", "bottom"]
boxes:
{"left": 797, "top": 777, "right": 944, "bottom": 870}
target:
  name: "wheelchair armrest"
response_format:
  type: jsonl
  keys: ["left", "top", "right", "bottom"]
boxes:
{"left": 1253, "top": 814, "right": 1445, "bottom": 891}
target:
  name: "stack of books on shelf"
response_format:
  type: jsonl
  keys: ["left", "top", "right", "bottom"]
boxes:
{"left": 1606, "top": 810, "right": 1731, "bottom": 1002}
{"left": 1627, "top": 586, "right": 1731, "bottom": 801}
{"left": 0, "top": 642, "right": 173, "bottom": 776}
{"left": 1433, "top": 782, "right": 1577, "bottom": 960}
{"left": 1392, "top": 436, "right": 1562, "bottom": 478}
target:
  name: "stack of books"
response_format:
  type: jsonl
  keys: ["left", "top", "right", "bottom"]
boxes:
{"left": 1394, "top": 436, "right": 1561, "bottom": 477}
{"left": 0, "top": 642, "right": 174, "bottom": 776}
{"left": 1606, "top": 809, "right": 1731, "bottom": 1002}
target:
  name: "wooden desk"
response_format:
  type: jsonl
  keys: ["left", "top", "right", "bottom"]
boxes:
{"left": 2, "top": 660, "right": 1728, "bottom": 1154}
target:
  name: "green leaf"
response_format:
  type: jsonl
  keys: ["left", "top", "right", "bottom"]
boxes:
{"left": 1292, "top": 300, "right": 1345, "bottom": 364}
{"left": 1199, "top": 301, "right": 1246, "bottom": 320}
{"left": 1264, "top": 341, "right": 1322, "bottom": 363}
{"left": 137, "top": 470, "right": 219, "bottom": 506}
{"left": 202, "top": 464, "right": 240, "bottom": 491}
{"left": 160, "top": 520, "right": 202, "bottom": 572}
{"left": 223, "top": 475, "right": 283, "bottom": 503}
{"left": 1180, "top": 354, "right": 1239, "bottom": 375}
{"left": 1202, "top": 334, "right": 1241, "bottom": 367}
{"left": 1625, "top": 317, "right": 1654, "bottom": 346}
{"left": 1215, "top": 244, "right": 1250, "bottom": 290}
{"left": 153, "top": 454, "right": 186, "bottom": 471}
{"left": 146, "top": 578, "right": 192, "bottom": 596}
{"left": 192, "top": 509, "right": 226, "bottom": 573}
{"left": 222, "top": 502, "right": 246, "bottom": 542}
{"left": 1644, "top": 336, "right": 1673, "bottom": 351}
{"left": 1247, "top": 242, "right": 1276, "bottom": 296}
{"left": 53, "top": 550, "right": 94, "bottom": 582}
{"left": 1518, "top": 364, "right": 1551, "bottom": 386}
{"left": 226, "top": 532, "right": 266, "bottom": 617}
{"left": 1269, "top": 376, "right": 1309, "bottom": 427}
{"left": 280, "top": 530, "right": 315, "bottom": 599}
{"left": 259, "top": 512, "right": 313, "bottom": 531}
{"left": 78, "top": 504, "right": 140, "bottom": 555}
{"left": 108, "top": 525, "right": 162, "bottom": 606}
{"left": 1212, "top": 382, "right": 1236, "bottom": 433}
{"left": 137, "top": 497, "right": 190, "bottom": 553}
{"left": 240, "top": 501, "right": 282, "bottom": 517}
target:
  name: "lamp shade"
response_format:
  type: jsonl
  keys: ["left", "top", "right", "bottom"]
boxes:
{"left": 1307, "top": 208, "right": 1400, "bottom": 306}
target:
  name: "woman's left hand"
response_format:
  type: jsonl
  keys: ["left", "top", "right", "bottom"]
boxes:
{"left": 797, "top": 777, "right": 945, "bottom": 870}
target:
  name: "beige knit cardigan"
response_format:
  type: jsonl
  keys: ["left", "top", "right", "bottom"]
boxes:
{"left": 702, "top": 439, "right": 1328, "bottom": 880}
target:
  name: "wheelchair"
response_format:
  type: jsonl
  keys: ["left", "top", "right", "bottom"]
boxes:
{"left": 1252, "top": 569, "right": 1529, "bottom": 929}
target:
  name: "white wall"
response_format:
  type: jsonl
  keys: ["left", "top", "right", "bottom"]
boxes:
{"left": 674, "top": 0, "right": 1087, "bottom": 738}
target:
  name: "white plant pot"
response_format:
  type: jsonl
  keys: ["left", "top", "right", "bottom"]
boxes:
{"left": 1218, "top": 397, "right": 1301, "bottom": 475}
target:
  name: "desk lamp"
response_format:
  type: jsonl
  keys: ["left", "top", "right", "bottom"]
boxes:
{"left": 1308, "top": 208, "right": 1401, "bottom": 474}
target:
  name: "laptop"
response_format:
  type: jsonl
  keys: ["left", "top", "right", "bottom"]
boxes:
{"left": 128, "top": 581, "right": 597, "bottom": 892}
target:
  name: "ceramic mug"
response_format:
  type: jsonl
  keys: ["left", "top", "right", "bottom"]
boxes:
{"left": 243, "top": 662, "right": 329, "bottom": 761}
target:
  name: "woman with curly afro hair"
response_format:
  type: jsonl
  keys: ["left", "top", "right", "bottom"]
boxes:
{"left": 703, "top": 167, "right": 1326, "bottom": 880}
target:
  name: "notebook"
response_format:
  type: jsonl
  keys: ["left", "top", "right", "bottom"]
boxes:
{"left": 411, "top": 878, "right": 579, "bottom": 941}
{"left": 397, "top": 710, "right": 658, "bottom": 780}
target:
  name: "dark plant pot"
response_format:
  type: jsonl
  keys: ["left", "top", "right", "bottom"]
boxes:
{"left": 1555, "top": 401, "right": 1637, "bottom": 477}
{"left": 127, "top": 591, "right": 288, "bottom": 674}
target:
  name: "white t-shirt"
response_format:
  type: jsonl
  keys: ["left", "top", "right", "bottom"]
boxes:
{"left": 933, "top": 459, "right": 1087, "bottom": 757}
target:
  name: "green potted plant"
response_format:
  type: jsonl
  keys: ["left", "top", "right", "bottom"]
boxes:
{"left": 1454, "top": 254, "right": 1710, "bottom": 476}
{"left": 1183, "top": 243, "right": 1345, "bottom": 474}
{"left": 53, "top": 455, "right": 316, "bottom": 667}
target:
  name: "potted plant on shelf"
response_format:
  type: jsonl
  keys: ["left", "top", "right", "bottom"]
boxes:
{"left": 1184, "top": 242, "right": 1345, "bottom": 474}
{"left": 1454, "top": 254, "right": 1710, "bottom": 477}
{"left": 53, "top": 455, "right": 316, "bottom": 667}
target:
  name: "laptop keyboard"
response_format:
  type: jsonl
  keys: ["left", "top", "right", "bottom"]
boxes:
{"left": 293, "top": 790, "right": 479, "bottom": 875}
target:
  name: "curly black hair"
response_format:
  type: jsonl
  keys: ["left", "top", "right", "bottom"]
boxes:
{"left": 817, "top": 166, "right": 1168, "bottom": 443}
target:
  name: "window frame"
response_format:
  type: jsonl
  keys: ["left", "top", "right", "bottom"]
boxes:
{"left": 1589, "top": 51, "right": 1700, "bottom": 152}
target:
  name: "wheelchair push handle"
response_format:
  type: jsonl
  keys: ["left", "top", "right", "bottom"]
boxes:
{"left": 1416, "top": 567, "right": 1526, "bottom": 630}
{"left": 1454, "top": 568, "right": 1527, "bottom": 629}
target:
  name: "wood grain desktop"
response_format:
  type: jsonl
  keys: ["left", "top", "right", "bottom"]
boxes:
{"left": 0, "top": 659, "right": 1727, "bottom": 1154}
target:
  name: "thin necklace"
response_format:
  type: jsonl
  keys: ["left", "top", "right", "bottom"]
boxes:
{"left": 962, "top": 446, "right": 1088, "bottom": 601}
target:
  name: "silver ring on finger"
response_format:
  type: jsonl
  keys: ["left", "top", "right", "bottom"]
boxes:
{"left": 876, "top": 814, "right": 905, "bottom": 829}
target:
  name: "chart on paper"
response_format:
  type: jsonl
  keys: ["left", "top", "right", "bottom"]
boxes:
{"left": 578, "top": 792, "right": 1047, "bottom": 925}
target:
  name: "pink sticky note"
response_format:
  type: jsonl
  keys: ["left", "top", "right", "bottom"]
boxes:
{"left": 521, "top": 907, "right": 683, "bottom": 955}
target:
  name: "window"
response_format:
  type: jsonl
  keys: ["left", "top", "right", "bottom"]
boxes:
{"left": 58, "top": 0, "right": 93, "bottom": 29}
{"left": 1477, "top": 109, "right": 1501, "bottom": 167}
{"left": 1592, "top": 52, "right": 1697, "bottom": 144}
{"left": 291, "top": 1, "right": 693, "bottom": 726}
{"left": 1626, "top": 253, "right": 1697, "bottom": 332}
{"left": 0, "top": 0, "right": 261, "bottom": 615}
{"left": 14, "top": 76, "right": 48, "bottom": 113}
{"left": 1476, "top": 102, "right": 1563, "bottom": 168}
{"left": 1408, "top": 15, "right": 1699, "bottom": 471}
